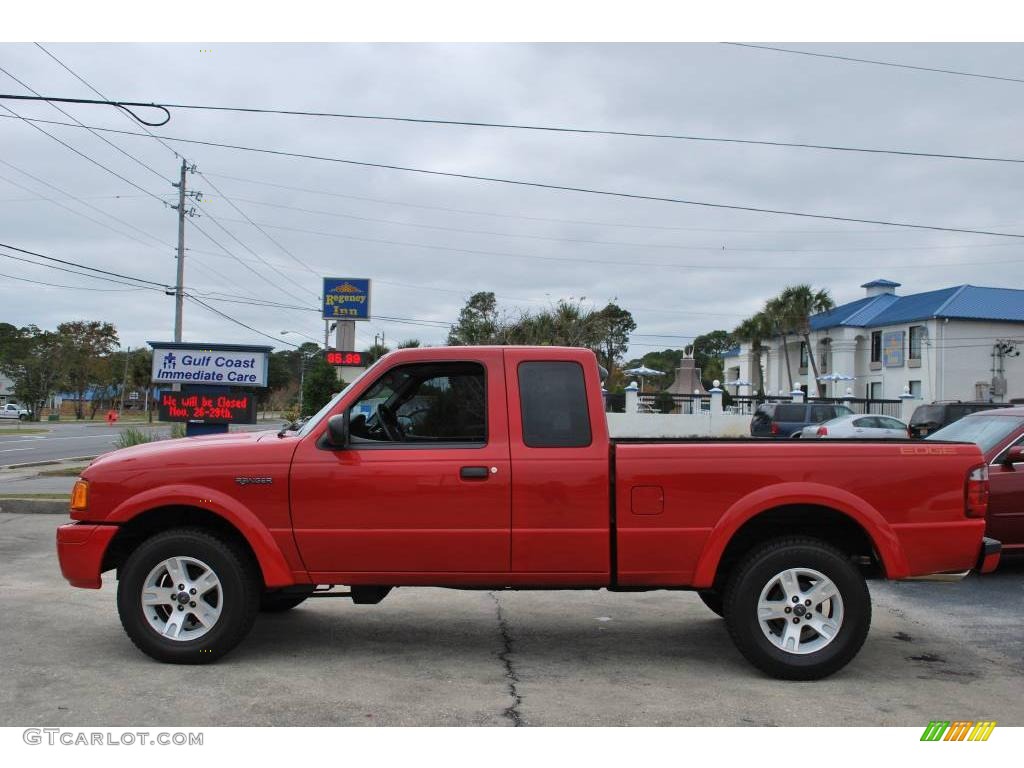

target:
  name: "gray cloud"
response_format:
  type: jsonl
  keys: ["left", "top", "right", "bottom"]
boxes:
{"left": 1, "top": 42, "right": 1022, "bottom": 356}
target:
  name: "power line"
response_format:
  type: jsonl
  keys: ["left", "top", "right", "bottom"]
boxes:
{"left": 187, "top": 213, "right": 315, "bottom": 303}
{"left": 0, "top": 241, "right": 169, "bottom": 288}
{"left": 3, "top": 113, "right": 1022, "bottom": 240}
{"left": 185, "top": 294, "right": 298, "bottom": 347}
{"left": 722, "top": 42, "right": 1024, "bottom": 86}
{"left": 1, "top": 61, "right": 169, "bottom": 183}
{"left": 0, "top": 268, "right": 148, "bottom": 292}
{"left": 0, "top": 163, "right": 167, "bottom": 251}
{"left": 33, "top": 43, "right": 180, "bottom": 158}
{"left": 204, "top": 171, "right": 933, "bottom": 236}
{"left": 0, "top": 249, "right": 168, "bottom": 291}
{"left": 194, "top": 170, "right": 318, "bottom": 276}
{"left": 215, "top": 194, "right": 1018, "bottom": 254}
{"left": 5, "top": 89, "right": 1024, "bottom": 165}
{"left": 26, "top": 49, "right": 325, "bottom": 341}
{"left": 0, "top": 100, "right": 167, "bottom": 205}
{"left": 209, "top": 214, "right": 1024, "bottom": 273}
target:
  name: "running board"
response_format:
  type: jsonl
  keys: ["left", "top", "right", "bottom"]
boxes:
{"left": 903, "top": 570, "right": 970, "bottom": 583}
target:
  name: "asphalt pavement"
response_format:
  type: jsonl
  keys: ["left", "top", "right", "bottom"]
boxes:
{"left": 0, "top": 512, "right": 1021, "bottom": 727}
{"left": 0, "top": 420, "right": 278, "bottom": 468}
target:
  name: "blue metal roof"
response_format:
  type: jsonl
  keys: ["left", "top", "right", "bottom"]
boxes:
{"left": 811, "top": 284, "right": 1024, "bottom": 330}
{"left": 861, "top": 278, "right": 901, "bottom": 288}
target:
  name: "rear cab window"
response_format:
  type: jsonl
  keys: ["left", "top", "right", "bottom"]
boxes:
{"left": 517, "top": 361, "right": 592, "bottom": 447}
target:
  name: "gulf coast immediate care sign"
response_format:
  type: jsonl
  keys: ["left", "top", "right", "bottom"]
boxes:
{"left": 149, "top": 342, "right": 270, "bottom": 387}
{"left": 323, "top": 277, "right": 371, "bottom": 320}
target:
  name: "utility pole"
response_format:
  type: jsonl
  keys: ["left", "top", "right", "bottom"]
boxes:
{"left": 170, "top": 159, "right": 201, "bottom": 343}
{"left": 118, "top": 346, "right": 131, "bottom": 418}
{"left": 173, "top": 159, "right": 187, "bottom": 343}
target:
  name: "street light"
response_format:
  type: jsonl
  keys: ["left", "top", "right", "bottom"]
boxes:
{"left": 280, "top": 329, "right": 321, "bottom": 346}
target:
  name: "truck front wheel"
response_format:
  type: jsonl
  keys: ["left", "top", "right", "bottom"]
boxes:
{"left": 723, "top": 537, "right": 871, "bottom": 680}
{"left": 116, "top": 528, "right": 260, "bottom": 664}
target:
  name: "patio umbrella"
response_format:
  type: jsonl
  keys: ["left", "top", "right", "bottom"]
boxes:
{"left": 623, "top": 365, "right": 664, "bottom": 392}
{"left": 816, "top": 372, "right": 855, "bottom": 397}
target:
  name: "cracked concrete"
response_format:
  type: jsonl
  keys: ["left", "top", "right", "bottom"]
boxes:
{"left": 2, "top": 513, "right": 1023, "bottom": 726}
{"left": 490, "top": 592, "right": 523, "bottom": 727}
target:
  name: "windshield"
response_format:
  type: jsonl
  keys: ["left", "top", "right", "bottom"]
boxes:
{"left": 293, "top": 361, "right": 382, "bottom": 438}
{"left": 926, "top": 415, "right": 1024, "bottom": 454}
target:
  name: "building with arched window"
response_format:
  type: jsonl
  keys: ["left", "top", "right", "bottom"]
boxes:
{"left": 726, "top": 280, "right": 1024, "bottom": 403}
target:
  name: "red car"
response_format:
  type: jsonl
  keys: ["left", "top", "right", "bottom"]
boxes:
{"left": 56, "top": 346, "right": 998, "bottom": 679}
{"left": 927, "top": 406, "right": 1024, "bottom": 555}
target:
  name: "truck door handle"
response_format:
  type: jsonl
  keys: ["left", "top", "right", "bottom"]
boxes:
{"left": 460, "top": 466, "right": 490, "bottom": 479}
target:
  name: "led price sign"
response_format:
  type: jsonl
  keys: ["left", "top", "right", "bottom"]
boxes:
{"left": 325, "top": 350, "right": 365, "bottom": 366}
{"left": 157, "top": 389, "right": 256, "bottom": 424}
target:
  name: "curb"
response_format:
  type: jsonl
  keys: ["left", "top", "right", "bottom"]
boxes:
{"left": 0, "top": 499, "right": 68, "bottom": 515}
{"left": 2, "top": 456, "right": 97, "bottom": 470}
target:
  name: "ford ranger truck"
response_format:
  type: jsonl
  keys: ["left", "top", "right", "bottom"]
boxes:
{"left": 56, "top": 346, "right": 1001, "bottom": 679}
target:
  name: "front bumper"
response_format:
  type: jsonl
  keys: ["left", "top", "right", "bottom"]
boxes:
{"left": 977, "top": 536, "right": 1001, "bottom": 574}
{"left": 56, "top": 522, "right": 119, "bottom": 589}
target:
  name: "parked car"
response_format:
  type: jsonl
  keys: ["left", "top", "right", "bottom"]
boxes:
{"left": 58, "top": 346, "right": 998, "bottom": 680}
{"left": 0, "top": 403, "right": 30, "bottom": 421}
{"left": 800, "top": 414, "right": 910, "bottom": 439}
{"left": 927, "top": 407, "right": 1024, "bottom": 555}
{"left": 909, "top": 401, "right": 1011, "bottom": 438}
{"left": 750, "top": 401, "right": 854, "bottom": 438}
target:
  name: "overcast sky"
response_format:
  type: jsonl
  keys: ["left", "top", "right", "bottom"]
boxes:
{"left": 2, "top": 42, "right": 1023, "bottom": 359}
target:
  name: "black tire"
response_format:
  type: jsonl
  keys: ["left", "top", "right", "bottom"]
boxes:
{"left": 117, "top": 528, "right": 260, "bottom": 664}
{"left": 18, "top": 414, "right": 28, "bottom": 421}
{"left": 723, "top": 537, "right": 871, "bottom": 681}
{"left": 696, "top": 589, "right": 725, "bottom": 618}
{"left": 260, "top": 587, "right": 315, "bottom": 613}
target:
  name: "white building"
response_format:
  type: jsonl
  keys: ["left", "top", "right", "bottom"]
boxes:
{"left": 0, "top": 372, "right": 13, "bottom": 405}
{"left": 726, "top": 280, "right": 1024, "bottom": 403}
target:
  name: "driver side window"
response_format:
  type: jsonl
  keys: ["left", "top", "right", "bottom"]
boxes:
{"left": 348, "top": 361, "right": 487, "bottom": 445}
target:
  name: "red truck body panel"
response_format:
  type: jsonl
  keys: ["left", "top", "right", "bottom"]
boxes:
{"left": 614, "top": 442, "right": 985, "bottom": 587}
{"left": 56, "top": 346, "right": 994, "bottom": 592}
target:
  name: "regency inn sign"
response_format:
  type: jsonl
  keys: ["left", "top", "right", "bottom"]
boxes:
{"left": 149, "top": 342, "right": 270, "bottom": 387}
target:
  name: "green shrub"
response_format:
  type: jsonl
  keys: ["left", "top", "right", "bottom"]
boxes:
{"left": 170, "top": 423, "right": 186, "bottom": 439}
{"left": 654, "top": 390, "right": 676, "bottom": 414}
{"left": 114, "top": 427, "right": 157, "bottom": 449}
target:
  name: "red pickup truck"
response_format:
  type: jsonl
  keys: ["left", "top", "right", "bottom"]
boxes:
{"left": 57, "top": 346, "right": 1000, "bottom": 679}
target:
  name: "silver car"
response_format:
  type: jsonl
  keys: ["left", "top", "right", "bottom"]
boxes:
{"left": 800, "top": 413, "right": 909, "bottom": 439}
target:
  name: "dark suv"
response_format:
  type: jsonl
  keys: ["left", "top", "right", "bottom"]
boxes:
{"left": 908, "top": 401, "right": 1012, "bottom": 438}
{"left": 750, "top": 402, "right": 854, "bottom": 438}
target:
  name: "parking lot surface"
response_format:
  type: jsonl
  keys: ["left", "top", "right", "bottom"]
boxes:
{"left": 1, "top": 512, "right": 1022, "bottom": 727}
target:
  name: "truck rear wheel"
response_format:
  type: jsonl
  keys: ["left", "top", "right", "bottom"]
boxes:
{"left": 116, "top": 528, "right": 260, "bottom": 664}
{"left": 723, "top": 537, "right": 871, "bottom": 680}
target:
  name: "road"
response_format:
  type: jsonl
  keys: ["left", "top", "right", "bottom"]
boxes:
{"left": 0, "top": 421, "right": 276, "bottom": 467}
{"left": 1, "top": 512, "right": 1021, "bottom": 726}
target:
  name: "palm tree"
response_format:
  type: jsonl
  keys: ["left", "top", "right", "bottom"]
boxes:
{"left": 765, "top": 296, "right": 794, "bottom": 391}
{"left": 780, "top": 285, "right": 835, "bottom": 396}
{"left": 733, "top": 311, "right": 773, "bottom": 396}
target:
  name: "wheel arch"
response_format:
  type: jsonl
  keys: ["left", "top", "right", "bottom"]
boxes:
{"left": 692, "top": 483, "right": 909, "bottom": 589}
{"left": 102, "top": 489, "right": 296, "bottom": 588}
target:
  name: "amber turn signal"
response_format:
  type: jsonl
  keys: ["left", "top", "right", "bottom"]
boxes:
{"left": 70, "top": 480, "right": 89, "bottom": 511}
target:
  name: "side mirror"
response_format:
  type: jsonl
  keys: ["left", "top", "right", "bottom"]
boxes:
{"left": 1004, "top": 445, "right": 1024, "bottom": 466}
{"left": 326, "top": 412, "right": 350, "bottom": 449}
